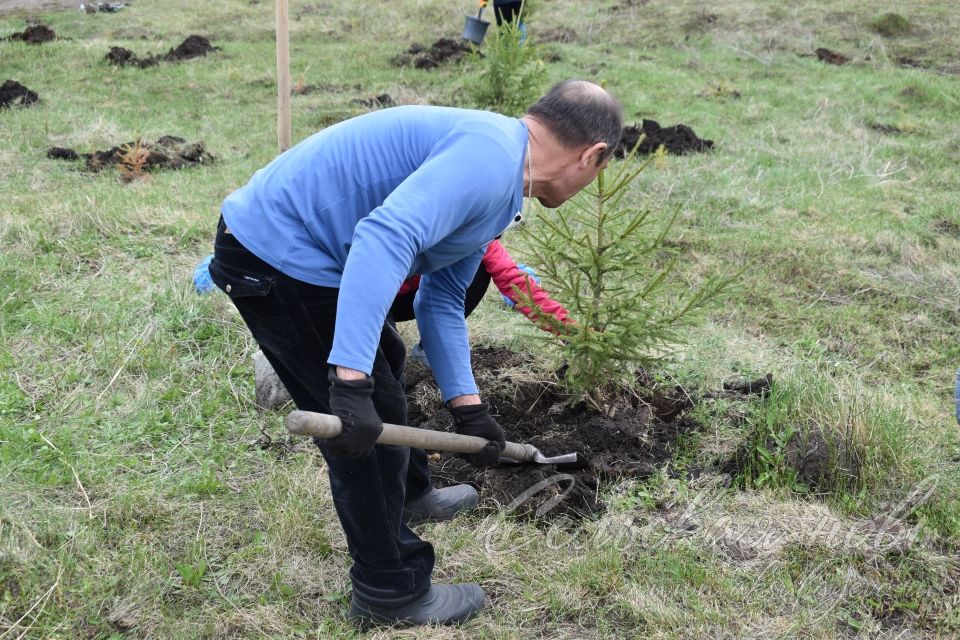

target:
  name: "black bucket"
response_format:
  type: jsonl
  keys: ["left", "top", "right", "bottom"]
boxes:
{"left": 462, "top": 15, "right": 490, "bottom": 45}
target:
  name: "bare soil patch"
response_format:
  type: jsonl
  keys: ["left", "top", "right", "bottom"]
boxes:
{"left": 47, "top": 135, "right": 214, "bottom": 172}
{"left": 815, "top": 47, "right": 850, "bottom": 65}
{"left": 5, "top": 23, "right": 54, "bottom": 43}
{"left": 106, "top": 35, "right": 217, "bottom": 68}
{"left": 391, "top": 38, "right": 471, "bottom": 70}
{"left": 405, "top": 346, "right": 767, "bottom": 519}
{"left": 0, "top": 79, "right": 38, "bottom": 107}
{"left": 615, "top": 119, "right": 714, "bottom": 158}
{"left": 538, "top": 26, "right": 577, "bottom": 43}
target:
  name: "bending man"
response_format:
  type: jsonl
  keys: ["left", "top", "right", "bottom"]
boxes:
{"left": 209, "top": 79, "right": 622, "bottom": 627}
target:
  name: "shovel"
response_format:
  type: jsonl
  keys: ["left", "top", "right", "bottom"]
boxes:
{"left": 286, "top": 410, "right": 584, "bottom": 466}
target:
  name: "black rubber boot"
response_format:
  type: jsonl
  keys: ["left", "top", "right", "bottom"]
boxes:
{"left": 403, "top": 485, "right": 479, "bottom": 525}
{"left": 348, "top": 583, "right": 486, "bottom": 627}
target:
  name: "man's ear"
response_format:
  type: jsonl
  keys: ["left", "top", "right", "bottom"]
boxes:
{"left": 580, "top": 142, "right": 609, "bottom": 167}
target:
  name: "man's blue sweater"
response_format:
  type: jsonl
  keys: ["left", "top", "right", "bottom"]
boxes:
{"left": 222, "top": 106, "right": 528, "bottom": 401}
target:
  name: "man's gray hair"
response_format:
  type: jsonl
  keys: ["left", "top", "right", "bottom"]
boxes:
{"left": 527, "top": 80, "right": 623, "bottom": 163}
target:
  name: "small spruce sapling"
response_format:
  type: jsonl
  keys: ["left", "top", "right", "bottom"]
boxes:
{"left": 515, "top": 141, "right": 731, "bottom": 412}
{"left": 468, "top": 0, "right": 545, "bottom": 116}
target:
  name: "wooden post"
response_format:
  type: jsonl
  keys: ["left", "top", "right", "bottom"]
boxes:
{"left": 275, "top": 0, "right": 291, "bottom": 152}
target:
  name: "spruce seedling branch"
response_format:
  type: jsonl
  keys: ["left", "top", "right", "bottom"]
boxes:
{"left": 516, "top": 140, "right": 731, "bottom": 411}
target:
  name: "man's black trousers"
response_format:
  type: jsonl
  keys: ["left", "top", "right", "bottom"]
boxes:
{"left": 209, "top": 218, "right": 435, "bottom": 605}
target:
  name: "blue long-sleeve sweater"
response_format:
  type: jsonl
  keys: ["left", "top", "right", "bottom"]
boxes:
{"left": 221, "top": 106, "right": 528, "bottom": 401}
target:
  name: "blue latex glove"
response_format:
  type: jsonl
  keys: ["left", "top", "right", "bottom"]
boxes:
{"left": 501, "top": 263, "right": 540, "bottom": 307}
{"left": 193, "top": 254, "right": 216, "bottom": 294}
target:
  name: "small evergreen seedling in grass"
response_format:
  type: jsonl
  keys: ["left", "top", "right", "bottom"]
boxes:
{"left": 870, "top": 12, "right": 911, "bottom": 37}
{"left": 517, "top": 142, "right": 731, "bottom": 412}
{"left": 468, "top": 1, "right": 545, "bottom": 116}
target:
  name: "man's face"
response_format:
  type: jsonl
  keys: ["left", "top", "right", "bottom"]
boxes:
{"left": 537, "top": 154, "right": 610, "bottom": 209}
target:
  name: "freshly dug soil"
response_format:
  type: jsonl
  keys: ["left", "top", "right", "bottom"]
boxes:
{"left": 47, "top": 135, "right": 214, "bottom": 172}
{"left": 815, "top": 47, "right": 850, "bottom": 65}
{"left": 6, "top": 23, "right": 54, "bottom": 43}
{"left": 166, "top": 34, "right": 217, "bottom": 60}
{"left": 615, "top": 119, "right": 714, "bottom": 158}
{"left": 0, "top": 79, "right": 38, "bottom": 107}
{"left": 392, "top": 38, "right": 471, "bottom": 70}
{"left": 106, "top": 35, "right": 217, "bottom": 68}
{"left": 405, "top": 347, "right": 766, "bottom": 519}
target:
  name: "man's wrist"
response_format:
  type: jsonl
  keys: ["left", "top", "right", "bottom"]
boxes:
{"left": 335, "top": 366, "right": 368, "bottom": 381}
{"left": 448, "top": 394, "right": 482, "bottom": 408}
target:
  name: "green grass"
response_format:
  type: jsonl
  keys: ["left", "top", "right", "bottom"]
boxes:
{"left": 2, "top": 0, "right": 959, "bottom": 637}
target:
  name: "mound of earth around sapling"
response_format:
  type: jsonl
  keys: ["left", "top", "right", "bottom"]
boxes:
{"left": 0, "top": 79, "right": 38, "bottom": 107}
{"left": 392, "top": 38, "right": 472, "bottom": 69}
{"left": 106, "top": 34, "right": 217, "bottom": 68}
{"left": 6, "top": 23, "right": 55, "bottom": 43}
{"left": 47, "top": 135, "right": 214, "bottom": 172}
{"left": 405, "top": 346, "right": 709, "bottom": 519}
{"left": 615, "top": 119, "right": 714, "bottom": 158}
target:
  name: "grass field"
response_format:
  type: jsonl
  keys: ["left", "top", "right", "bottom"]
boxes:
{"left": 2, "top": 0, "right": 959, "bottom": 637}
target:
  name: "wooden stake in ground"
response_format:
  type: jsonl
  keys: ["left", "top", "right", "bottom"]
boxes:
{"left": 275, "top": 0, "right": 291, "bottom": 152}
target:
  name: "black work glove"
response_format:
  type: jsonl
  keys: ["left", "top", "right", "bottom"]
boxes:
{"left": 322, "top": 369, "right": 384, "bottom": 459}
{"left": 449, "top": 402, "right": 506, "bottom": 467}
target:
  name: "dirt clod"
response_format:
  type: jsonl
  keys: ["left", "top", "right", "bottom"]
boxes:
{"left": 47, "top": 146, "right": 80, "bottom": 160}
{"left": 392, "top": 38, "right": 471, "bottom": 70}
{"left": 106, "top": 35, "right": 217, "bottom": 68}
{"left": 615, "top": 119, "right": 714, "bottom": 158}
{"left": 815, "top": 47, "right": 850, "bottom": 65}
{"left": 106, "top": 45, "right": 154, "bottom": 68}
{"left": 722, "top": 373, "right": 773, "bottom": 397}
{"left": 46, "top": 136, "right": 215, "bottom": 173}
{"left": 351, "top": 94, "right": 396, "bottom": 109}
{"left": 871, "top": 123, "right": 902, "bottom": 134}
{"left": 0, "top": 79, "right": 38, "bottom": 108}
{"left": 6, "top": 24, "right": 55, "bottom": 43}
{"left": 166, "top": 35, "right": 217, "bottom": 60}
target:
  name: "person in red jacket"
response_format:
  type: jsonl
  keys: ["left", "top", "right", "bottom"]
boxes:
{"left": 388, "top": 238, "right": 574, "bottom": 353}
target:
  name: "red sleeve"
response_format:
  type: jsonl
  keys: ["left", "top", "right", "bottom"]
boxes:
{"left": 482, "top": 240, "right": 574, "bottom": 330}
{"left": 397, "top": 275, "right": 421, "bottom": 298}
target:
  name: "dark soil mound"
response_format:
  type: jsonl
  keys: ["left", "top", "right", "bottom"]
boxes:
{"left": 351, "top": 94, "right": 396, "bottom": 109}
{"left": 405, "top": 347, "right": 765, "bottom": 520}
{"left": 106, "top": 35, "right": 217, "bottom": 68}
{"left": 615, "top": 119, "right": 714, "bottom": 158}
{"left": 82, "top": 3, "right": 127, "bottom": 13}
{"left": 165, "top": 35, "right": 216, "bottom": 60}
{"left": 392, "top": 38, "right": 471, "bottom": 70}
{"left": 106, "top": 45, "right": 157, "bottom": 68}
{"left": 47, "top": 135, "right": 215, "bottom": 172}
{"left": 815, "top": 47, "right": 850, "bottom": 65}
{"left": 7, "top": 24, "right": 55, "bottom": 43}
{"left": 0, "top": 79, "right": 38, "bottom": 108}
{"left": 47, "top": 146, "right": 79, "bottom": 160}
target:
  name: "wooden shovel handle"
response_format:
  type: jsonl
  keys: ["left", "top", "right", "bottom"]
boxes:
{"left": 286, "top": 410, "right": 535, "bottom": 462}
